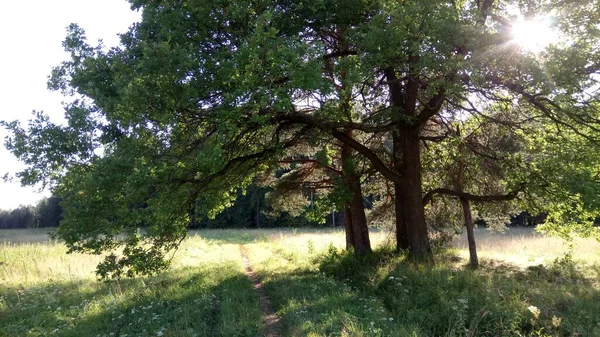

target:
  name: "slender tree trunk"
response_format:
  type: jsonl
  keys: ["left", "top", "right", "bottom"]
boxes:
{"left": 460, "top": 196, "right": 479, "bottom": 268}
{"left": 332, "top": 210, "right": 336, "bottom": 227}
{"left": 329, "top": 36, "right": 371, "bottom": 254}
{"left": 255, "top": 192, "right": 260, "bottom": 228}
{"left": 456, "top": 158, "right": 478, "bottom": 269}
{"left": 347, "top": 172, "right": 372, "bottom": 255}
{"left": 399, "top": 127, "right": 433, "bottom": 263}
{"left": 341, "top": 133, "right": 371, "bottom": 255}
{"left": 342, "top": 141, "right": 355, "bottom": 250}
{"left": 188, "top": 207, "right": 198, "bottom": 228}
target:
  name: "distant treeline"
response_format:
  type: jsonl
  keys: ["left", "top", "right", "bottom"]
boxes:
{"left": 2, "top": 187, "right": 558, "bottom": 230}
{"left": 0, "top": 196, "right": 62, "bottom": 229}
{"left": 0, "top": 185, "right": 335, "bottom": 230}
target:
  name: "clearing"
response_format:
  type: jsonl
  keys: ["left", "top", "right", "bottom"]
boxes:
{"left": 1, "top": 227, "right": 600, "bottom": 336}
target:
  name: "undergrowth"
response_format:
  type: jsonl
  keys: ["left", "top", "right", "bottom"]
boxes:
{"left": 313, "top": 245, "right": 600, "bottom": 336}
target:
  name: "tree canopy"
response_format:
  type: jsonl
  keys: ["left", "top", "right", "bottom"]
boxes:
{"left": 3, "top": 0, "right": 600, "bottom": 277}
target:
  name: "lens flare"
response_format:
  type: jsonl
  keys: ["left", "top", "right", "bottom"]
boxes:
{"left": 512, "top": 16, "right": 556, "bottom": 53}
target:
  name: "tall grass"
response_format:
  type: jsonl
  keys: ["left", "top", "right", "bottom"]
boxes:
{"left": 1, "top": 227, "right": 599, "bottom": 336}
{"left": 0, "top": 230, "right": 261, "bottom": 337}
{"left": 451, "top": 227, "right": 600, "bottom": 266}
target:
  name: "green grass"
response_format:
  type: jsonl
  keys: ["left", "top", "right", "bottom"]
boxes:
{"left": 0, "top": 232, "right": 261, "bottom": 337}
{"left": 1, "top": 227, "right": 600, "bottom": 336}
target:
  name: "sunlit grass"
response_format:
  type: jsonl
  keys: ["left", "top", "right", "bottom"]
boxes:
{"left": 1, "top": 227, "right": 600, "bottom": 336}
{"left": 0, "top": 230, "right": 261, "bottom": 337}
{"left": 451, "top": 227, "right": 600, "bottom": 267}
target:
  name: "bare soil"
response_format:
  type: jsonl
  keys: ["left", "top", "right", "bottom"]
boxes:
{"left": 240, "top": 245, "right": 282, "bottom": 337}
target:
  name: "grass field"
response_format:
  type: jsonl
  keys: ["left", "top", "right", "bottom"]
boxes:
{"left": 1, "top": 227, "right": 600, "bottom": 336}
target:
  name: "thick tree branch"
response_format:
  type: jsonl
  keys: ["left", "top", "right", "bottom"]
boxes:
{"left": 476, "top": 0, "right": 495, "bottom": 25}
{"left": 278, "top": 112, "right": 400, "bottom": 133}
{"left": 173, "top": 125, "right": 313, "bottom": 186}
{"left": 384, "top": 66, "right": 405, "bottom": 108}
{"left": 416, "top": 89, "right": 447, "bottom": 124}
{"left": 422, "top": 183, "right": 525, "bottom": 205}
{"left": 329, "top": 129, "right": 402, "bottom": 185}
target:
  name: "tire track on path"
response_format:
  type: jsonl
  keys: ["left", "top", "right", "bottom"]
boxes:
{"left": 239, "top": 245, "right": 282, "bottom": 337}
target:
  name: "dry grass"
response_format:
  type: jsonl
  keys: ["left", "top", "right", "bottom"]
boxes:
{"left": 3, "top": 227, "right": 599, "bottom": 277}
{"left": 451, "top": 227, "right": 600, "bottom": 266}
{"left": 0, "top": 229, "right": 262, "bottom": 337}
{"left": 2, "top": 227, "right": 600, "bottom": 336}
{"left": 0, "top": 239, "right": 102, "bottom": 288}
{"left": 0, "top": 228, "right": 57, "bottom": 244}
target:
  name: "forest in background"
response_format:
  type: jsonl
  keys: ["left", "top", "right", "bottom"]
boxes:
{"left": 0, "top": 184, "right": 545, "bottom": 230}
{"left": 0, "top": 195, "right": 61, "bottom": 229}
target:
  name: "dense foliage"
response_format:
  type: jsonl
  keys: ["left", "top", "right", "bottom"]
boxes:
{"left": 3, "top": 0, "right": 600, "bottom": 276}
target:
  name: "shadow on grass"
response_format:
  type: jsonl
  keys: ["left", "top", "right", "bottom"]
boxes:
{"left": 306, "top": 246, "right": 600, "bottom": 337}
{"left": 0, "top": 263, "right": 261, "bottom": 337}
{"left": 260, "top": 269, "right": 409, "bottom": 336}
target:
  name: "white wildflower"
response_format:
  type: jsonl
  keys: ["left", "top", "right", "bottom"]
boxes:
{"left": 528, "top": 305, "right": 541, "bottom": 319}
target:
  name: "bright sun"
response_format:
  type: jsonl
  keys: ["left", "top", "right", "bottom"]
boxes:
{"left": 512, "top": 16, "right": 557, "bottom": 53}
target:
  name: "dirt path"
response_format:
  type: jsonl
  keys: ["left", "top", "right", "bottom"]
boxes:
{"left": 239, "top": 245, "right": 282, "bottom": 337}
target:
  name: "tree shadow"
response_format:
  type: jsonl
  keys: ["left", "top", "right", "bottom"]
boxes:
{"left": 308, "top": 247, "right": 600, "bottom": 336}
{"left": 258, "top": 269, "right": 406, "bottom": 336}
{"left": 0, "top": 264, "right": 261, "bottom": 337}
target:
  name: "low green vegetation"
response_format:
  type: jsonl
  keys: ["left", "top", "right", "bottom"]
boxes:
{"left": 0, "top": 231, "right": 261, "bottom": 337}
{"left": 1, "top": 228, "right": 600, "bottom": 336}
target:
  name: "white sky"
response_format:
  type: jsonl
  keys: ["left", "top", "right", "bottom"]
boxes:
{"left": 0, "top": 0, "right": 141, "bottom": 210}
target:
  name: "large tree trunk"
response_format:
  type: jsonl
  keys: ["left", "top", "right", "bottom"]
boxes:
{"left": 392, "top": 131, "right": 409, "bottom": 251}
{"left": 385, "top": 66, "right": 433, "bottom": 263}
{"left": 399, "top": 126, "right": 433, "bottom": 263}
{"left": 394, "top": 183, "right": 409, "bottom": 251}
{"left": 460, "top": 196, "right": 479, "bottom": 268}
{"left": 341, "top": 134, "right": 372, "bottom": 255}
{"left": 344, "top": 205, "right": 354, "bottom": 250}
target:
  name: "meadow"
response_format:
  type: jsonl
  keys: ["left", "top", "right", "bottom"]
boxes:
{"left": 1, "top": 227, "right": 600, "bottom": 337}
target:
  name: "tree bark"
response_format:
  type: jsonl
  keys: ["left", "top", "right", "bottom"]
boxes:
{"left": 385, "top": 66, "right": 433, "bottom": 263}
{"left": 392, "top": 131, "right": 409, "bottom": 251}
{"left": 347, "top": 171, "right": 372, "bottom": 255}
{"left": 460, "top": 196, "right": 479, "bottom": 268}
{"left": 394, "top": 183, "right": 409, "bottom": 251}
{"left": 344, "top": 205, "right": 355, "bottom": 250}
{"left": 341, "top": 133, "right": 371, "bottom": 255}
{"left": 399, "top": 126, "right": 433, "bottom": 263}
{"left": 455, "top": 156, "right": 478, "bottom": 268}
